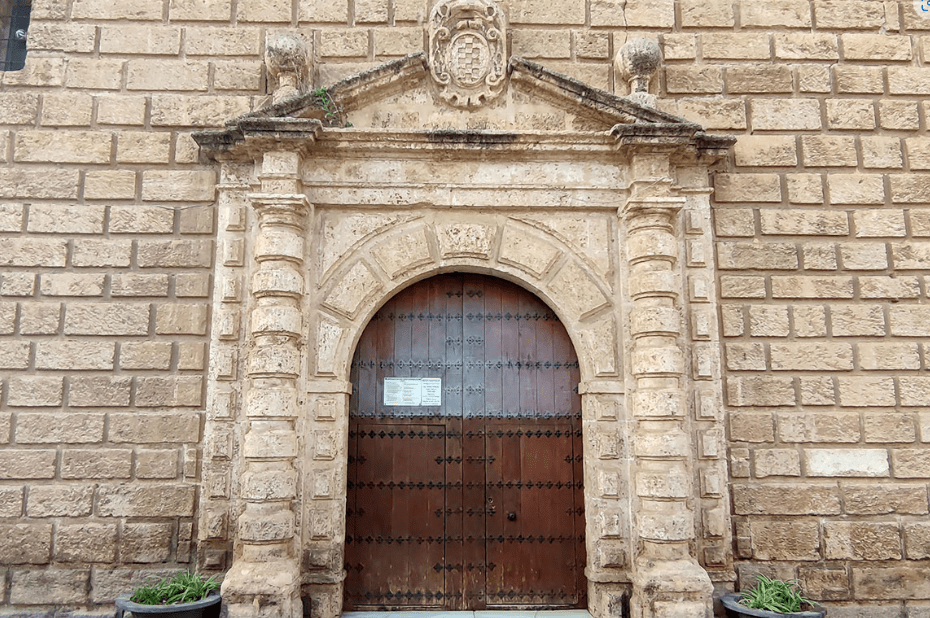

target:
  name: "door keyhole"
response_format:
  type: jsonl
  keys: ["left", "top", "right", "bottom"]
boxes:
{"left": 507, "top": 511, "right": 517, "bottom": 521}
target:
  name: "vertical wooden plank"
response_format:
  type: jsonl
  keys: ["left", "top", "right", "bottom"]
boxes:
{"left": 536, "top": 303, "right": 555, "bottom": 419}
{"left": 375, "top": 295, "right": 395, "bottom": 420}
{"left": 484, "top": 277, "right": 504, "bottom": 418}
{"left": 501, "top": 283, "right": 520, "bottom": 419}
{"left": 462, "top": 274, "right": 487, "bottom": 609}
{"left": 552, "top": 309, "right": 574, "bottom": 422}
{"left": 518, "top": 291, "right": 537, "bottom": 416}
{"left": 483, "top": 426, "right": 506, "bottom": 607}
{"left": 438, "top": 275, "right": 464, "bottom": 609}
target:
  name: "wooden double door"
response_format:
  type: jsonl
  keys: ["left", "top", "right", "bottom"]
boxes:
{"left": 345, "top": 274, "right": 586, "bottom": 610}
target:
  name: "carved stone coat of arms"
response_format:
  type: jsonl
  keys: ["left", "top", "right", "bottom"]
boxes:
{"left": 428, "top": 0, "right": 508, "bottom": 108}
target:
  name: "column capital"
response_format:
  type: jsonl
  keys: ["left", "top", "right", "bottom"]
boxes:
{"left": 250, "top": 194, "right": 312, "bottom": 230}
{"left": 621, "top": 195, "right": 686, "bottom": 224}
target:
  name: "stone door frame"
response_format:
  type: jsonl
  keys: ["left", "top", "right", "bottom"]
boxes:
{"left": 195, "top": 122, "right": 734, "bottom": 618}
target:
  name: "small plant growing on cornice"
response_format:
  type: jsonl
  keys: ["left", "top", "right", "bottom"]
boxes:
{"left": 739, "top": 575, "right": 812, "bottom": 614}
{"left": 130, "top": 572, "right": 219, "bottom": 605}
{"left": 313, "top": 87, "right": 350, "bottom": 127}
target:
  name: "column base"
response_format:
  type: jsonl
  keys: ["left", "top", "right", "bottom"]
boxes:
{"left": 588, "top": 580, "right": 632, "bottom": 618}
{"left": 222, "top": 558, "right": 301, "bottom": 618}
{"left": 302, "top": 582, "right": 344, "bottom": 618}
{"left": 630, "top": 559, "right": 713, "bottom": 618}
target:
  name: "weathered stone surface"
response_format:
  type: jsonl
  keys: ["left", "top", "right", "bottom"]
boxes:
{"left": 778, "top": 412, "right": 861, "bottom": 444}
{"left": 136, "top": 449, "right": 180, "bottom": 479}
{"left": 807, "top": 449, "right": 890, "bottom": 477}
{"left": 109, "top": 412, "right": 201, "bottom": 443}
{"left": 16, "top": 412, "right": 105, "bottom": 444}
{"left": 68, "top": 376, "right": 132, "bottom": 407}
{"left": 9, "top": 569, "right": 90, "bottom": 604}
{"left": 0, "top": 239, "right": 69, "bottom": 267}
{"left": 771, "top": 276, "right": 854, "bottom": 298}
{"left": 26, "top": 485, "right": 94, "bottom": 517}
{"left": 853, "top": 567, "right": 930, "bottom": 600}
{"left": 825, "top": 522, "right": 902, "bottom": 560}
{"left": 499, "top": 226, "right": 561, "bottom": 276}
{"left": 770, "top": 342, "right": 853, "bottom": 371}
{"left": 892, "top": 450, "right": 930, "bottom": 479}
{"left": 801, "top": 135, "right": 858, "bottom": 167}
{"left": 97, "top": 484, "right": 196, "bottom": 517}
{"left": 0, "top": 449, "right": 57, "bottom": 479}
{"left": 0, "top": 486, "right": 24, "bottom": 517}
{"left": 90, "top": 567, "right": 179, "bottom": 604}
{"left": 753, "top": 449, "right": 802, "bottom": 478}
{"left": 729, "top": 412, "right": 775, "bottom": 443}
{"left": 64, "top": 303, "right": 150, "bottom": 336}
{"left": 717, "top": 241, "right": 798, "bottom": 270}
{"left": 135, "top": 377, "right": 204, "bottom": 407}
{"left": 155, "top": 304, "right": 209, "bottom": 335}
{"left": 15, "top": 131, "right": 112, "bottom": 164}
{"left": 151, "top": 95, "right": 251, "bottom": 126}
{"left": 0, "top": 524, "right": 53, "bottom": 563}
{"left": 727, "top": 376, "right": 796, "bottom": 407}
{"left": 142, "top": 171, "right": 216, "bottom": 201}
{"left": 749, "top": 520, "right": 821, "bottom": 561}
{"left": 799, "top": 566, "right": 850, "bottom": 601}
{"left": 751, "top": 99, "right": 822, "bottom": 131}
{"left": 56, "top": 523, "right": 119, "bottom": 562}
{"left": 845, "top": 485, "right": 929, "bottom": 516}
{"left": 323, "top": 262, "right": 382, "bottom": 318}
{"left": 61, "top": 449, "right": 132, "bottom": 479}
{"left": 760, "top": 209, "right": 847, "bottom": 235}
{"left": 120, "top": 523, "right": 173, "bottom": 563}
{"left": 733, "top": 484, "right": 840, "bottom": 515}
{"left": 35, "top": 341, "right": 115, "bottom": 370}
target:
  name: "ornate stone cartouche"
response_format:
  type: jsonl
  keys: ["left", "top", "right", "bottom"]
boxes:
{"left": 428, "top": 0, "right": 508, "bottom": 109}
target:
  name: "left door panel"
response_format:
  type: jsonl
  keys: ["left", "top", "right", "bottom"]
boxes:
{"left": 345, "top": 423, "right": 448, "bottom": 608}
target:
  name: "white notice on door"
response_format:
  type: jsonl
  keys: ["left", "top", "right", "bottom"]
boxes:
{"left": 383, "top": 378, "right": 441, "bottom": 406}
{"left": 420, "top": 378, "right": 442, "bottom": 406}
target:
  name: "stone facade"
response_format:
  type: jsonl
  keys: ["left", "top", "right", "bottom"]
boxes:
{"left": 0, "top": 1, "right": 928, "bottom": 617}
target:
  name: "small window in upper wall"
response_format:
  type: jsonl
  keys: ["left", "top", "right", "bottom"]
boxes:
{"left": 0, "top": 0, "right": 31, "bottom": 71}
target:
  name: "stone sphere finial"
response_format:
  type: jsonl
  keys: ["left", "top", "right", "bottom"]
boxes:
{"left": 615, "top": 38, "right": 662, "bottom": 108}
{"left": 265, "top": 34, "right": 310, "bottom": 104}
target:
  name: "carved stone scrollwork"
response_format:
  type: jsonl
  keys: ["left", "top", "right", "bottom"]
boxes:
{"left": 428, "top": 0, "right": 508, "bottom": 108}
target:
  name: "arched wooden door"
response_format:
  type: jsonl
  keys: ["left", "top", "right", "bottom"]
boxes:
{"left": 344, "top": 274, "right": 586, "bottom": 611}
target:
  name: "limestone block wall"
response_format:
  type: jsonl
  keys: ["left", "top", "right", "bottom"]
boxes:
{"left": 0, "top": 0, "right": 928, "bottom": 612}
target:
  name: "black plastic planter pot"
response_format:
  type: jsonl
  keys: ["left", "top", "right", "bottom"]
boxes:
{"left": 722, "top": 593, "right": 826, "bottom": 618}
{"left": 115, "top": 591, "right": 221, "bottom": 618}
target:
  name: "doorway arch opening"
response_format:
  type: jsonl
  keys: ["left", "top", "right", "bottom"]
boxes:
{"left": 343, "top": 273, "right": 587, "bottom": 611}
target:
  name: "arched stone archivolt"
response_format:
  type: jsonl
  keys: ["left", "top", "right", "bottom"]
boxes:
{"left": 312, "top": 215, "right": 621, "bottom": 382}
{"left": 301, "top": 213, "right": 632, "bottom": 618}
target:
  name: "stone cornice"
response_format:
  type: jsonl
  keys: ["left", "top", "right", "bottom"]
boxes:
{"left": 193, "top": 117, "right": 323, "bottom": 161}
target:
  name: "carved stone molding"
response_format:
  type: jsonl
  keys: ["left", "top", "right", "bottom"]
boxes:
{"left": 428, "top": 0, "right": 507, "bottom": 108}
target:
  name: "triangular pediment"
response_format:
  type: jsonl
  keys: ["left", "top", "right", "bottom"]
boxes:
{"left": 194, "top": 53, "right": 734, "bottom": 160}
{"left": 242, "top": 53, "right": 694, "bottom": 132}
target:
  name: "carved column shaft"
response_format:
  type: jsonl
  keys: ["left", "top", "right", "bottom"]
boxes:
{"left": 622, "top": 151, "right": 712, "bottom": 618}
{"left": 223, "top": 150, "right": 309, "bottom": 618}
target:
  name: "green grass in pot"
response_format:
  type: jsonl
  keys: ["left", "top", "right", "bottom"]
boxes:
{"left": 739, "top": 575, "right": 812, "bottom": 614}
{"left": 130, "top": 572, "right": 219, "bottom": 605}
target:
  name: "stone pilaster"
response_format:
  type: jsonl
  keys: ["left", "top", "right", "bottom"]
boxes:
{"left": 222, "top": 151, "right": 309, "bottom": 618}
{"left": 199, "top": 161, "right": 252, "bottom": 571}
{"left": 622, "top": 151, "right": 713, "bottom": 618}
{"left": 301, "top": 380, "right": 352, "bottom": 618}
